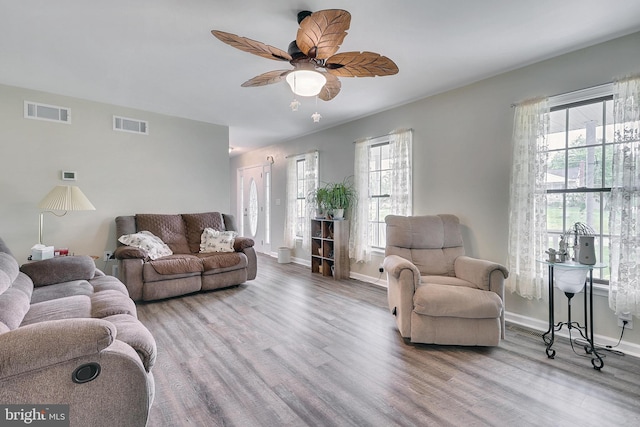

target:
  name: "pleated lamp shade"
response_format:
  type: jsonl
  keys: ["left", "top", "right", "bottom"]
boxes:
{"left": 38, "top": 185, "right": 95, "bottom": 211}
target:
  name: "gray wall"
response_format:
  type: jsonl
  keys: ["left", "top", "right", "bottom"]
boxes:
{"left": 230, "top": 31, "right": 640, "bottom": 349}
{"left": 0, "top": 84, "right": 230, "bottom": 263}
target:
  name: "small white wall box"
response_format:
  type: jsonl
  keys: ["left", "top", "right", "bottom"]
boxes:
{"left": 32, "top": 246, "right": 54, "bottom": 260}
{"left": 62, "top": 171, "right": 77, "bottom": 181}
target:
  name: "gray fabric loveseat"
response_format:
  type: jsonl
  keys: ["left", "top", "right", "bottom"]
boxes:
{"left": 0, "top": 237, "right": 156, "bottom": 427}
{"left": 115, "top": 212, "right": 256, "bottom": 302}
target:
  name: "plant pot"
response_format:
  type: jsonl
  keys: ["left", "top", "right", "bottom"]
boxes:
{"left": 332, "top": 208, "right": 344, "bottom": 220}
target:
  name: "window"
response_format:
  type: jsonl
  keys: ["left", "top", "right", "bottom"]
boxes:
{"left": 368, "top": 141, "right": 392, "bottom": 248}
{"left": 351, "top": 129, "right": 412, "bottom": 263}
{"left": 284, "top": 151, "right": 319, "bottom": 250}
{"left": 545, "top": 89, "right": 614, "bottom": 282}
{"left": 295, "top": 159, "right": 308, "bottom": 238}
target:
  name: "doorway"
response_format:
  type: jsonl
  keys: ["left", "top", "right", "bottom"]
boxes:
{"left": 237, "top": 164, "right": 271, "bottom": 254}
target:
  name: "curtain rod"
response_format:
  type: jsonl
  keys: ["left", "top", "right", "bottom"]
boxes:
{"left": 510, "top": 82, "right": 613, "bottom": 108}
{"left": 353, "top": 128, "right": 413, "bottom": 143}
{"left": 285, "top": 149, "right": 318, "bottom": 159}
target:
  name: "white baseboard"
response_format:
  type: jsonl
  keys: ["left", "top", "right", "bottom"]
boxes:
{"left": 267, "top": 251, "right": 310, "bottom": 267}
{"left": 267, "top": 251, "right": 385, "bottom": 285}
{"left": 349, "top": 271, "right": 387, "bottom": 288}
{"left": 505, "top": 310, "right": 640, "bottom": 359}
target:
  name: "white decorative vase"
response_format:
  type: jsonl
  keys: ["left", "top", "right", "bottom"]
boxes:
{"left": 578, "top": 235, "right": 596, "bottom": 265}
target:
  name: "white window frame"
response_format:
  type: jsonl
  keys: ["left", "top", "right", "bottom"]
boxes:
{"left": 367, "top": 137, "right": 392, "bottom": 250}
{"left": 284, "top": 151, "right": 319, "bottom": 251}
{"left": 546, "top": 84, "right": 614, "bottom": 286}
{"left": 351, "top": 129, "right": 412, "bottom": 263}
{"left": 294, "top": 158, "right": 307, "bottom": 239}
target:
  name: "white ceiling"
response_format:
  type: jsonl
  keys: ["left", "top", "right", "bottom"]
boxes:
{"left": 2, "top": 1, "right": 640, "bottom": 155}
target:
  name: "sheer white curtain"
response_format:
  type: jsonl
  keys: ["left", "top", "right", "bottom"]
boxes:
{"left": 350, "top": 129, "right": 412, "bottom": 263}
{"left": 506, "top": 99, "right": 549, "bottom": 299}
{"left": 283, "top": 152, "right": 319, "bottom": 251}
{"left": 302, "top": 151, "right": 319, "bottom": 251}
{"left": 350, "top": 138, "right": 371, "bottom": 262}
{"left": 283, "top": 157, "right": 298, "bottom": 249}
{"left": 609, "top": 75, "right": 640, "bottom": 317}
{"left": 389, "top": 129, "right": 413, "bottom": 215}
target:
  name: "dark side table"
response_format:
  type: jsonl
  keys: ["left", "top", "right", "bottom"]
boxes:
{"left": 538, "top": 260, "right": 607, "bottom": 370}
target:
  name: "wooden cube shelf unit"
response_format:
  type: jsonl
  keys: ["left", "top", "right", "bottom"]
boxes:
{"left": 311, "top": 218, "right": 349, "bottom": 279}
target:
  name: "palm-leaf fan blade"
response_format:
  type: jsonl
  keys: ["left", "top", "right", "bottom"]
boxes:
{"left": 325, "top": 51, "right": 399, "bottom": 77}
{"left": 241, "top": 70, "right": 291, "bottom": 87}
{"left": 211, "top": 30, "right": 292, "bottom": 61}
{"left": 318, "top": 73, "right": 341, "bottom": 101}
{"left": 296, "top": 9, "right": 351, "bottom": 59}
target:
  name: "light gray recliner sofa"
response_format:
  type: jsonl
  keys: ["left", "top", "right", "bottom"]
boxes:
{"left": 383, "top": 214, "right": 509, "bottom": 346}
{"left": 0, "top": 237, "right": 156, "bottom": 427}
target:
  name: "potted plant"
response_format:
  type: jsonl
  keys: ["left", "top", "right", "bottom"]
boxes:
{"left": 326, "top": 177, "right": 357, "bottom": 220}
{"left": 307, "top": 186, "right": 330, "bottom": 218}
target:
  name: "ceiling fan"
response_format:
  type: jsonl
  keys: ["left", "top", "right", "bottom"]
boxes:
{"left": 211, "top": 9, "right": 399, "bottom": 101}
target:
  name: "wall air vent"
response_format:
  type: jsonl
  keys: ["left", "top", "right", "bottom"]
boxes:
{"left": 24, "top": 101, "right": 71, "bottom": 124}
{"left": 113, "top": 116, "right": 148, "bottom": 135}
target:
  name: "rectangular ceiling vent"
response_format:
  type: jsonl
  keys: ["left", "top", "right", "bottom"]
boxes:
{"left": 113, "top": 116, "right": 148, "bottom": 135}
{"left": 24, "top": 101, "right": 71, "bottom": 124}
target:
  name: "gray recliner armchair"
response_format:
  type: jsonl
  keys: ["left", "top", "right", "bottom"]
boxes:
{"left": 383, "top": 214, "right": 508, "bottom": 346}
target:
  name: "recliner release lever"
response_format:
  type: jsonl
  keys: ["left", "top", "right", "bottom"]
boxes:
{"left": 72, "top": 363, "right": 101, "bottom": 384}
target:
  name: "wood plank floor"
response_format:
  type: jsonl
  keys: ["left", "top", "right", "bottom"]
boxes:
{"left": 137, "top": 254, "right": 640, "bottom": 426}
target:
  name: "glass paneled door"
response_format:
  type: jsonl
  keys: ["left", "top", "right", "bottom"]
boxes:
{"left": 238, "top": 164, "right": 271, "bottom": 254}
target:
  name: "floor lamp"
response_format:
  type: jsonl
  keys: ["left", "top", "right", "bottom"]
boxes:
{"left": 38, "top": 185, "right": 96, "bottom": 245}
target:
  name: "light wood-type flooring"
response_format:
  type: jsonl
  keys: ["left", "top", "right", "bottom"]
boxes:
{"left": 136, "top": 254, "right": 640, "bottom": 426}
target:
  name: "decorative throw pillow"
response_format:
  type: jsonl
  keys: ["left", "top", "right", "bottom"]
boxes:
{"left": 118, "top": 231, "right": 173, "bottom": 260}
{"left": 200, "top": 228, "right": 237, "bottom": 253}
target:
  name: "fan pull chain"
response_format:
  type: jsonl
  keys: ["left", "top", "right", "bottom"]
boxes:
{"left": 312, "top": 95, "right": 321, "bottom": 123}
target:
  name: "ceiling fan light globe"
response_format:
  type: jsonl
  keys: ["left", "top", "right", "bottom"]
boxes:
{"left": 286, "top": 70, "right": 326, "bottom": 97}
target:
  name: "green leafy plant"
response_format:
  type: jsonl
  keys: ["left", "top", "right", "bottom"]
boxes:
{"left": 326, "top": 177, "right": 357, "bottom": 211}
{"left": 307, "top": 177, "right": 357, "bottom": 219}
{"left": 307, "top": 186, "right": 330, "bottom": 217}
